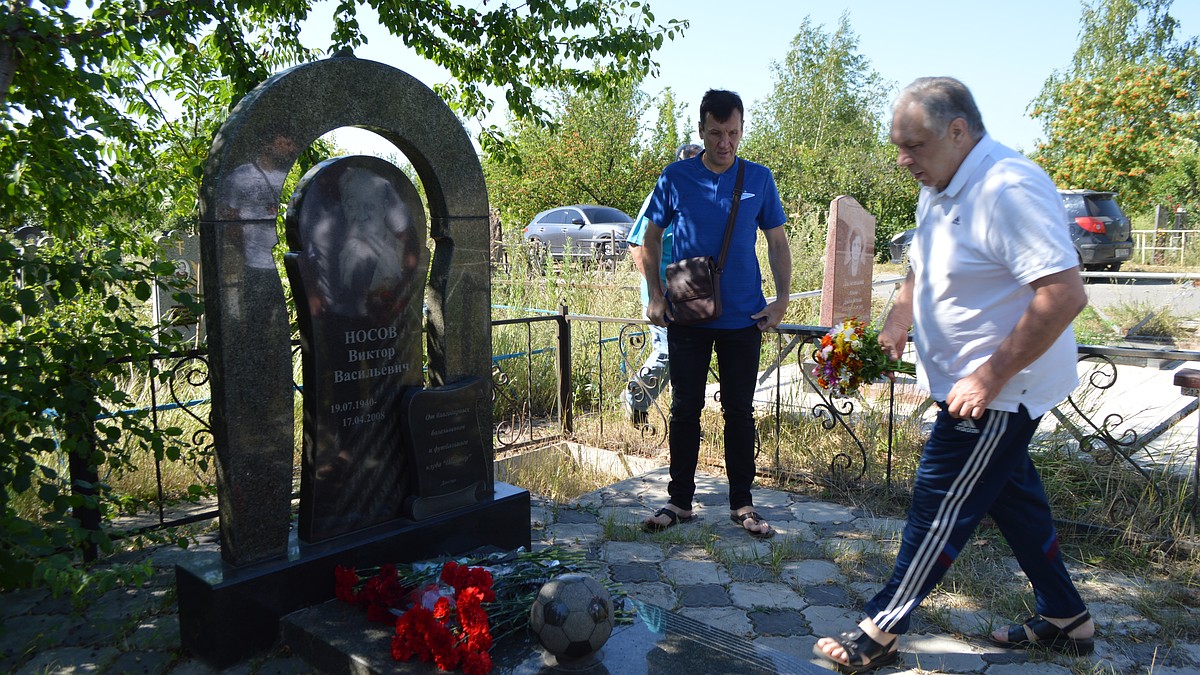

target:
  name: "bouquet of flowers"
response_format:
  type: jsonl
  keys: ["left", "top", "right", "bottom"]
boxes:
{"left": 334, "top": 546, "right": 625, "bottom": 674}
{"left": 812, "top": 317, "right": 915, "bottom": 397}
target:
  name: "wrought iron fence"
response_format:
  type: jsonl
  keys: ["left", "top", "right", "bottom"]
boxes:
{"left": 491, "top": 312, "right": 1200, "bottom": 546}
{"left": 59, "top": 312, "right": 1200, "bottom": 553}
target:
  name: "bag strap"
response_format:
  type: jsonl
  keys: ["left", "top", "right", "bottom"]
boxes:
{"left": 715, "top": 158, "right": 745, "bottom": 273}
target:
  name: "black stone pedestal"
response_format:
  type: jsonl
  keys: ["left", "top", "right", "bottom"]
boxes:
{"left": 176, "top": 482, "right": 530, "bottom": 668}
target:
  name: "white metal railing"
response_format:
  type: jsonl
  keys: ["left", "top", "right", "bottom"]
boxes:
{"left": 1132, "top": 229, "right": 1200, "bottom": 266}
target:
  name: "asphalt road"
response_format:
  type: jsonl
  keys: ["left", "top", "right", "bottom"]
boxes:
{"left": 872, "top": 271, "right": 1200, "bottom": 317}
{"left": 1081, "top": 273, "right": 1200, "bottom": 316}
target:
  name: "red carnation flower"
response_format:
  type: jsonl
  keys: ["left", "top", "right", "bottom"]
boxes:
{"left": 461, "top": 649, "right": 493, "bottom": 675}
{"left": 334, "top": 565, "right": 359, "bottom": 604}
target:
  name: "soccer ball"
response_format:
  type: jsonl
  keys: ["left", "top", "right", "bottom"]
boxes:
{"left": 528, "top": 573, "right": 614, "bottom": 660}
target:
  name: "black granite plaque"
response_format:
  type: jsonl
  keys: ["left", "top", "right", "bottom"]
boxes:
{"left": 401, "top": 376, "right": 490, "bottom": 520}
{"left": 284, "top": 155, "right": 426, "bottom": 542}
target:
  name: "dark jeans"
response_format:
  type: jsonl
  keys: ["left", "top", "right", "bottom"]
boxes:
{"left": 665, "top": 323, "right": 762, "bottom": 511}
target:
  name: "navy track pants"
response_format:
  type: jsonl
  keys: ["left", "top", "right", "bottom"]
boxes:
{"left": 865, "top": 403, "right": 1086, "bottom": 634}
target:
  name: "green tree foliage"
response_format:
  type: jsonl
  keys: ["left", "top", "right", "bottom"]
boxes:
{"left": 1149, "top": 143, "right": 1200, "bottom": 212}
{"left": 484, "top": 82, "right": 688, "bottom": 230}
{"left": 649, "top": 87, "right": 692, "bottom": 159}
{"left": 1030, "top": 0, "right": 1200, "bottom": 211}
{"left": 358, "top": 1, "right": 686, "bottom": 157}
{"left": 742, "top": 14, "right": 917, "bottom": 252}
{"left": 0, "top": 0, "right": 685, "bottom": 591}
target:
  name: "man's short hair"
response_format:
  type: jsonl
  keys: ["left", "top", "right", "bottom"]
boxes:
{"left": 699, "top": 89, "right": 743, "bottom": 127}
{"left": 676, "top": 143, "right": 702, "bottom": 160}
{"left": 894, "top": 77, "right": 986, "bottom": 140}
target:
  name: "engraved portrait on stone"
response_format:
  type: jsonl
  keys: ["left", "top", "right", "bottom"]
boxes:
{"left": 284, "top": 155, "right": 427, "bottom": 541}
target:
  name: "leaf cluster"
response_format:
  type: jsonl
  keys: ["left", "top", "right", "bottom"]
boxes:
{"left": 741, "top": 13, "right": 918, "bottom": 250}
{"left": 1030, "top": 0, "right": 1200, "bottom": 212}
{"left": 0, "top": 230, "right": 203, "bottom": 591}
{"left": 361, "top": 0, "right": 687, "bottom": 157}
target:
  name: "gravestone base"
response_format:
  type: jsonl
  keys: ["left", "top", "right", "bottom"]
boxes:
{"left": 176, "top": 482, "right": 530, "bottom": 669}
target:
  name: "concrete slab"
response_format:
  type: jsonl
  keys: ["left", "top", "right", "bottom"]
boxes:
{"left": 661, "top": 559, "right": 728, "bottom": 585}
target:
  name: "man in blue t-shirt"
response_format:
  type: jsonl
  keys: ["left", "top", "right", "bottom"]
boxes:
{"left": 622, "top": 142, "right": 703, "bottom": 427}
{"left": 639, "top": 90, "right": 792, "bottom": 539}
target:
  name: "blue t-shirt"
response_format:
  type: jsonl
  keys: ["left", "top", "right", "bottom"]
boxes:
{"left": 645, "top": 154, "right": 787, "bottom": 329}
{"left": 626, "top": 192, "right": 674, "bottom": 309}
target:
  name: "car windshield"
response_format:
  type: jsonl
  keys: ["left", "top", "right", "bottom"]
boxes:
{"left": 580, "top": 206, "right": 631, "bottom": 223}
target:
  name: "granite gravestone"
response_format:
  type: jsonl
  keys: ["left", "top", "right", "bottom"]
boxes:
{"left": 154, "top": 231, "right": 204, "bottom": 344}
{"left": 284, "top": 156, "right": 427, "bottom": 541}
{"left": 819, "top": 195, "right": 876, "bottom": 327}
{"left": 178, "top": 55, "right": 530, "bottom": 668}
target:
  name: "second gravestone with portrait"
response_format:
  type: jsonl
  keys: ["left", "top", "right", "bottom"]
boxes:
{"left": 820, "top": 195, "right": 877, "bottom": 327}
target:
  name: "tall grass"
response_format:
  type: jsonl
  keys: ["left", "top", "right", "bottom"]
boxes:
{"left": 1130, "top": 211, "right": 1200, "bottom": 268}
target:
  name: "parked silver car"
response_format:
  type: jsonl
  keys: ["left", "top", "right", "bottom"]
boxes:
{"left": 522, "top": 204, "right": 633, "bottom": 261}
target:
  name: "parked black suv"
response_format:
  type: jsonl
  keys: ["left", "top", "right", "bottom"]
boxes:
{"left": 887, "top": 189, "right": 1133, "bottom": 271}
{"left": 1059, "top": 189, "right": 1132, "bottom": 272}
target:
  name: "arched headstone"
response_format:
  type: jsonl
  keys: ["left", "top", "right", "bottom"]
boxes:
{"left": 178, "top": 55, "right": 529, "bottom": 668}
{"left": 194, "top": 55, "right": 497, "bottom": 565}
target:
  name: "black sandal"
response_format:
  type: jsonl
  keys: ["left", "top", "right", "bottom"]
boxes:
{"left": 988, "top": 612, "right": 1095, "bottom": 655}
{"left": 812, "top": 628, "right": 899, "bottom": 673}
{"left": 730, "top": 510, "right": 775, "bottom": 539}
{"left": 642, "top": 507, "right": 694, "bottom": 533}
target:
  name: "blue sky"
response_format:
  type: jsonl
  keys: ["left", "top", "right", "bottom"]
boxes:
{"left": 300, "top": 0, "right": 1200, "bottom": 156}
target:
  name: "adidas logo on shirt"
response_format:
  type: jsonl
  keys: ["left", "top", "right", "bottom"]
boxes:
{"left": 953, "top": 418, "right": 980, "bottom": 434}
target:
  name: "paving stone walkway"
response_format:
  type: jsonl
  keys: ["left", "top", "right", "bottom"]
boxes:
{"left": 3, "top": 467, "right": 1198, "bottom": 674}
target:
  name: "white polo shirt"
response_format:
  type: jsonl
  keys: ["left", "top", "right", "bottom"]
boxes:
{"left": 908, "top": 134, "right": 1079, "bottom": 418}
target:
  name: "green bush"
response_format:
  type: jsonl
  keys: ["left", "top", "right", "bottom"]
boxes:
{"left": 0, "top": 233, "right": 200, "bottom": 592}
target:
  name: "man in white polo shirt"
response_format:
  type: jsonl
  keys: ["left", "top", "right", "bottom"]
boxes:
{"left": 814, "top": 77, "right": 1094, "bottom": 672}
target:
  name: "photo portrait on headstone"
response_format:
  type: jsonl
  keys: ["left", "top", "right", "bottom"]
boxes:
{"left": 284, "top": 155, "right": 427, "bottom": 541}
{"left": 336, "top": 166, "right": 420, "bottom": 317}
{"left": 845, "top": 225, "right": 866, "bottom": 278}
